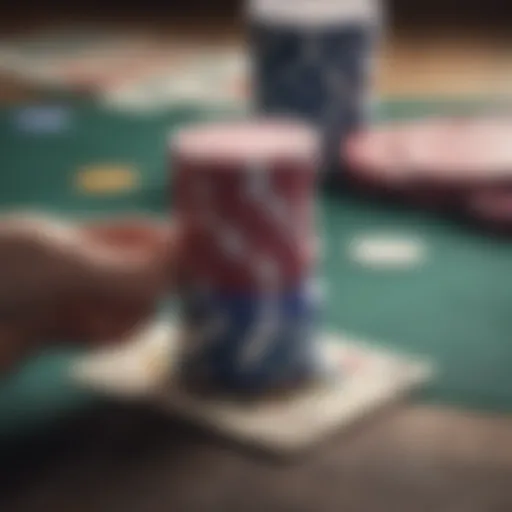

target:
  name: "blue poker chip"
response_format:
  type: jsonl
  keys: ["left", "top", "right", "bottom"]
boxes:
{"left": 178, "top": 281, "right": 324, "bottom": 394}
{"left": 249, "top": 9, "right": 379, "bottom": 173}
{"left": 13, "top": 105, "right": 72, "bottom": 134}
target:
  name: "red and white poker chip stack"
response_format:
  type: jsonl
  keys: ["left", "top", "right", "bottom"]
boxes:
{"left": 171, "top": 119, "right": 320, "bottom": 291}
{"left": 345, "top": 115, "right": 512, "bottom": 230}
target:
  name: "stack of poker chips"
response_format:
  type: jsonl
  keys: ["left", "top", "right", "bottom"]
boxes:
{"left": 345, "top": 115, "right": 512, "bottom": 233}
{"left": 171, "top": 120, "right": 322, "bottom": 394}
{"left": 247, "top": 0, "right": 382, "bottom": 176}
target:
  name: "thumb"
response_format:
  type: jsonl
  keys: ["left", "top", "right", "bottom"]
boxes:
{"left": 76, "top": 242, "right": 167, "bottom": 303}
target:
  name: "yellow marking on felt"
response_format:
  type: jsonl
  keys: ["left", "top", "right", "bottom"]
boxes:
{"left": 75, "top": 164, "right": 139, "bottom": 195}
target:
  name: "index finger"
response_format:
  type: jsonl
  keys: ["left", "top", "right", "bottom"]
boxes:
{"left": 81, "top": 217, "right": 173, "bottom": 251}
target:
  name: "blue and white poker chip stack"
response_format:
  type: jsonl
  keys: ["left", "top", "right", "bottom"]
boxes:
{"left": 247, "top": 0, "right": 382, "bottom": 177}
{"left": 179, "top": 281, "right": 323, "bottom": 394}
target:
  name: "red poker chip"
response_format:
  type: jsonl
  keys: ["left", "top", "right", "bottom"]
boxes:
{"left": 177, "top": 229, "right": 318, "bottom": 291}
{"left": 345, "top": 116, "right": 512, "bottom": 191}
{"left": 173, "top": 162, "right": 315, "bottom": 218}
{"left": 170, "top": 119, "right": 320, "bottom": 292}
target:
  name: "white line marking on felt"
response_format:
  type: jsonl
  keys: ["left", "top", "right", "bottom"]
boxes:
{"left": 348, "top": 233, "right": 427, "bottom": 269}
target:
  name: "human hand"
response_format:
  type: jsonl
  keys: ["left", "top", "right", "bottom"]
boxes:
{"left": 0, "top": 215, "right": 179, "bottom": 373}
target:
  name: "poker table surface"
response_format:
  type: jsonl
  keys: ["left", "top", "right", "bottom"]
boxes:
{"left": 1, "top": 97, "right": 511, "bottom": 441}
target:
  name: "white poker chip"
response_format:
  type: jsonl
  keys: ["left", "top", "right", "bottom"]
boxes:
{"left": 348, "top": 234, "right": 427, "bottom": 269}
{"left": 248, "top": 0, "right": 381, "bottom": 26}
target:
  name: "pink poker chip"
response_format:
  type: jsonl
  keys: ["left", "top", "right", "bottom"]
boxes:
{"left": 171, "top": 119, "right": 320, "bottom": 168}
{"left": 346, "top": 116, "right": 512, "bottom": 187}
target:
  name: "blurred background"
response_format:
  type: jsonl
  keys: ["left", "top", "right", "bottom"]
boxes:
{"left": 1, "top": 0, "right": 512, "bottom": 99}
{"left": 2, "top": 0, "right": 512, "bottom": 23}
{"left": 1, "top": 2, "right": 512, "bottom": 512}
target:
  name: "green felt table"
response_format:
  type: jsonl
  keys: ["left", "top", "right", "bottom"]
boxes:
{"left": 0, "top": 98, "right": 511, "bottom": 441}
